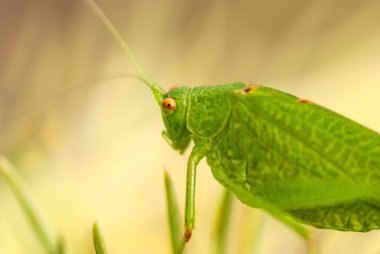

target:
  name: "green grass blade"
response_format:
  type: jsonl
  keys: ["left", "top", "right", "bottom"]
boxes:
{"left": 0, "top": 156, "right": 56, "bottom": 254}
{"left": 266, "top": 206, "right": 310, "bottom": 240}
{"left": 213, "top": 189, "right": 233, "bottom": 254}
{"left": 213, "top": 168, "right": 311, "bottom": 240}
{"left": 55, "top": 236, "right": 67, "bottom": 254}
{"left": 93, "top": 222, "right": 108, "bottom": 254}
{"left": 164, "top": 170, "right": 184, "bottom": 254}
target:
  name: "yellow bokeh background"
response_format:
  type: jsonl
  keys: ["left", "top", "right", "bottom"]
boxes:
{"left": 1, "top": 0, "right": 380, "bottom": 253}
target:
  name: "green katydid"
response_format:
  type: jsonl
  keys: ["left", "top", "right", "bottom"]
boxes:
{"left": 86, "top": 0, "right": 380, "bottom": 248}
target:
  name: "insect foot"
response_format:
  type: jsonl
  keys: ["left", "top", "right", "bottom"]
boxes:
{"left": 184, "top": 229, "right": 192, "bottom": 242}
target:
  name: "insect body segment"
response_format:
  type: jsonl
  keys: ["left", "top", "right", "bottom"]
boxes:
{"left": 161, "top": 87, "right": 192, "bottom": 154}
{"left": 210, "top": 85, "right": 380, "bottom": 232}
{"left": 186, "top": 84, "right": 245, "bottom": 138}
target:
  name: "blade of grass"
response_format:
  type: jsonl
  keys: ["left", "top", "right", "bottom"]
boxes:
{"left": 0, "top": 156, "right": 56, "bottom": 254}
{"left": 93, "top": 222, "right": 108, "bottom": 254}
{"left": 56, "top": 236, "right": 66, "bottom": 254}
{"left": 213, "top": 189, "right": 233, "bottom": 254}
{"left": 237, "top": 210, "right": 264, "bottom": 254}
{"left": 164, "top": 170, "right": 184, "bottom": 254}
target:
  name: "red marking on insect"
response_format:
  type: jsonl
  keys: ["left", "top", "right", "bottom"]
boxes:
{"left": 169, "top": 85, "right": 179, "bottom": 91}
{"left": 242, "top": 84, "right": 258, "bottom": 93}
{"left": 184, "top": 229, "right": 192, "bottom": 242}
{"left": 298, "top": 98, "right": 314, "bottom": 104}
{"left": 162, "top": 98, "right": 176, "bottom": 110}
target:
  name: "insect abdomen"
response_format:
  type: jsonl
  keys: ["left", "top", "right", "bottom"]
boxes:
{"left": 207, "top": 85, "right": 380, "bottom": 232}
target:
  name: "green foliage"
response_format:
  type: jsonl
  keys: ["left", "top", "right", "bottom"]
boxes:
{"left": 0, "top": 157, "right": 60, "bottom": 254}
{"left": 93, "top": 223, "right": 108, "bottom": 254}
{"left": 213, "top": 189, "right": 233, "bottom": 254}
{"left": 164, "top": 171, "right": 184, "bottom": 254}
{"left": 0, "top": 156, "right": 110, "bottom": 254}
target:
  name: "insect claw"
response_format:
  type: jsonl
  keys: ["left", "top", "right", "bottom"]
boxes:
{"left": 184, "top": 229, "right": 192, "bottom": 242}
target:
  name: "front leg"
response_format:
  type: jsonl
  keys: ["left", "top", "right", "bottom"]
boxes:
{"left": 184, "top": 146, "right": 210, "bottom": 242}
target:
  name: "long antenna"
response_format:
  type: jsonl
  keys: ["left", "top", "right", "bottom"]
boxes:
{"left": 85, "top": 0, "right": 164, "bottom": 103}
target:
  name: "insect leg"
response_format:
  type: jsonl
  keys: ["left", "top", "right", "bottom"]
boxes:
{"left": 184, "top": 146, "right": 209, "bottom": 242}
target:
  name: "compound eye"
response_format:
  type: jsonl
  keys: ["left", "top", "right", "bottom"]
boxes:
{"left": 162, "top": 98, "right": 176, "bottom": 114}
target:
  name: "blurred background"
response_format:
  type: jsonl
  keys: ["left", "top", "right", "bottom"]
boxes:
{"left": 1, "top": 0, "right": 380, "bottom": 253}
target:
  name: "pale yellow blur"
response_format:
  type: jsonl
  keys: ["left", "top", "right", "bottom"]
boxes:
{"left": 1, "top": 0, "right": 380, "bottom": 253}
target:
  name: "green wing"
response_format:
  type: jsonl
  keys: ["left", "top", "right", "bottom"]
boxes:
{"left": 207, "top": 85, "right": 380, "bottom": 232}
